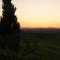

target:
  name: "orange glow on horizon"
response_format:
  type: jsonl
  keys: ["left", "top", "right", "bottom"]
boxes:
{"left": 0, "top": 0, "right": 60, "bottom": 28}
{"left": 18, "top": 17, "right": 60, "bottom": 28}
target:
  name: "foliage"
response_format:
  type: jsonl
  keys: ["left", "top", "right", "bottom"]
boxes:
{"left": 0, "top": 30, "right": 60, "bottom": 60}
{"left": 0, "top": 0, "right": 20, "bottom": 59}
{"left": 0, "top": 0, "right": 20, "bottom": 35}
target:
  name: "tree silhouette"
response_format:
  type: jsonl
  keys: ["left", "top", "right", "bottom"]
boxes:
{"left": 0, "top": 0, "right": 20, "bottom": 35}
{"left": 0, "top": 0, "right": 20, "bottom": 51}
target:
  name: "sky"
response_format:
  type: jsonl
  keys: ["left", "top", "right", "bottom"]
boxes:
{"left": 0, "top": 0, "right": 60, "bottom": 28}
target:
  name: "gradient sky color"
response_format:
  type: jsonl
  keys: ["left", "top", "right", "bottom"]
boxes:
{"left": 0, "top": 0, "right": 60, "bottom": 28}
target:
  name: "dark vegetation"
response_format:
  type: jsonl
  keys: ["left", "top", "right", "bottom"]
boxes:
{"left": 0, "top": 0, "right": 20, "bottom": 60}
{"left": 0, "top": 0, "right": 20, "bottom": 50}
{"left": 0, "top": 28, "right": 60, "bottom": 60}
{"left": 1, "top": 0, "right": 20, "bottom": 35}
{"left": 19, "top": 28, "right": 60, "bottom": 60}
{"left": 0, "top": 0, "right": 60, "bottom": 60}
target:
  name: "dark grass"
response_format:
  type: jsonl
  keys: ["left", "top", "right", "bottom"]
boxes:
{"left": 0, "top": 29, "right": 60, "bottom": 60}
{"left": 18, "top": 29, "right": 60, "bottom": 60}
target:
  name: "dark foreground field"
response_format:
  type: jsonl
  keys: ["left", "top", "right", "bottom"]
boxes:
{"left": 0, "top": 28, "right": 60, "bottom": 60}
{"left": 18, "top": 28, "right": 60, "bottom": 60}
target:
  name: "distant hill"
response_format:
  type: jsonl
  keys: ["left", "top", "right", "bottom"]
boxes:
{"left": 21, "top": 28, "right": 60, "bottom": 33}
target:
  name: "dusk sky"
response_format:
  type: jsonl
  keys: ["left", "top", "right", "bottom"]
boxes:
{"left": 0, "top": 0, "right": 60, "bottom": 28}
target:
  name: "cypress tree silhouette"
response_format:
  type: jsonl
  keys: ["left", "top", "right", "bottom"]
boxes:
{"left": 0, "top": 0, "right": 20, "bottom": 35}
{"left": 0, "top": 0, "right": 20, "bottom": 51}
